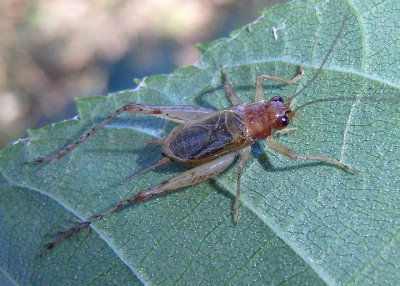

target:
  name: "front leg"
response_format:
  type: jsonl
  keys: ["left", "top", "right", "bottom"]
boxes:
{"left": 266, "top": 136, "right": 354, "bottom": 172}
{"left": 254, "top": 65, "right": 303, "bottom": 102}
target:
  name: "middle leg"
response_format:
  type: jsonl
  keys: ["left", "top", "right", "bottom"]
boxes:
{"left": 233, "top": 146, "right": 252, "bottom": 223}
{"left": 220, "top": 68, "right": 240, "bottom": 105}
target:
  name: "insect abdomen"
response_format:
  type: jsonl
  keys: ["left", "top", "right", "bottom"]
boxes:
{"left": 162, "top": 107, "right": 251, "bottom": 165}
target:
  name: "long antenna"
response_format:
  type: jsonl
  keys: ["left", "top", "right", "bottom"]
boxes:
{"left": 293, "top": 96, "right": 358, "bottom": 114}
{"left": 285, "top": 15, "right": 349, "bottom": 104}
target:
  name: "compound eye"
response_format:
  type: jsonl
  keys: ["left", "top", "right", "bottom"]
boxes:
{"left": 276, "top": 115, "right": 289, "bottom": 128}
{"left": 271, "top": 96, "right": 284, "bottom": 102}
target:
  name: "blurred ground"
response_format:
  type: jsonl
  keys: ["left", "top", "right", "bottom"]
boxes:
{"left": 0, "top": 0, "right": 286, "bottom": 147}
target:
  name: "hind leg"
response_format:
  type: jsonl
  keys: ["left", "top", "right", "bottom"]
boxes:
{"left": 29, "top": 104, "right": 214, "bottom": 164}
{"left": 42, "top": 152, "right": 237, "bottom": 254}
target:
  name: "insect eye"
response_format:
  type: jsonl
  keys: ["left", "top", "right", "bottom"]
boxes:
{"left": 276, "top": 115, "right": 289, "bottom": 127}
{"left": 271, "top": 96, "right": 284, "bottom": 102}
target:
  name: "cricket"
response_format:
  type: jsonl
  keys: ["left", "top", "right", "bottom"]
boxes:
{"left": 31, "top": 18, "right": 354, "bottom": 255}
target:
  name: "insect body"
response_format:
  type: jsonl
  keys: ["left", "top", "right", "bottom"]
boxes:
{"left": 33, "top": 19, "right": 352, "bottom": 254}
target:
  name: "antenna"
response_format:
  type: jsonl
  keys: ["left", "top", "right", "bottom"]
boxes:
{"left": 285, "top": 15, "right": 349, "bottom": 105}
{"left": 293, "top": 96, "right": 358, "bottom": 114}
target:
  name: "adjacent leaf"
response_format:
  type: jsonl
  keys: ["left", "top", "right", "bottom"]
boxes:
{"left": 1, "top": 0, "right": 399, "bottom": 285}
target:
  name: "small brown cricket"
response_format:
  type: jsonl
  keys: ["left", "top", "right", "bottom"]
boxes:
{"left": 31, "top": 18, "right": 354, "bottom": 255}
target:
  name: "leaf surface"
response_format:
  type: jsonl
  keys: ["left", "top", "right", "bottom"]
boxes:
{"left": 1, "top": 0, "right": 399, "bottom": 285}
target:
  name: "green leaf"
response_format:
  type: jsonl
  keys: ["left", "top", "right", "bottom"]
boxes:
{"left": 1, "top": 0, "right": 399, "bottom": 284}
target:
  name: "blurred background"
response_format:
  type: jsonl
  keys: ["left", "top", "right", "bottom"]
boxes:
{"left": 0, "top": 0, "right": 286, "bottom": 147}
